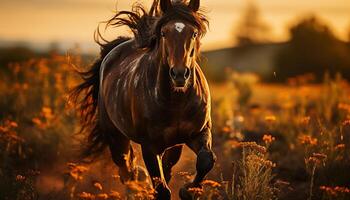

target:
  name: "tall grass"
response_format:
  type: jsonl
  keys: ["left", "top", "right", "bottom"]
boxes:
{"left": 1, "top": 54, "right": 350, "bottom": 200}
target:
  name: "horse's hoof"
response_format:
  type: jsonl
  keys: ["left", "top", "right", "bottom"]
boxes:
{"left": 179, "top": 187, "right": 192, "bottom": 200}
{"left": 155, "top": 185, "right": 171, "bottom": 200}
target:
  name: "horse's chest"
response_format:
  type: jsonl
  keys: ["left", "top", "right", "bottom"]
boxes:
{"left": 147, "top": 106, "right": 208, "bottom": 145}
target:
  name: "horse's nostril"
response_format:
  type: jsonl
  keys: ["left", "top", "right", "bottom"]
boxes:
{"left": 169, "top": 68, "right": 177, "bottom": 79}
{"left": 184, "top": 68, "right": 190, "bottom": 79}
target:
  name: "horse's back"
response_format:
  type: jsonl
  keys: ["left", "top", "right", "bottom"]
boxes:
{"left": 100, "top": 39, "right": 136, "bottom": 87}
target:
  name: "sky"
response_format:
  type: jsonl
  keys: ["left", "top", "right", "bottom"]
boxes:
{"left": 0, "top": 0, "right": 349, "bottom": 53}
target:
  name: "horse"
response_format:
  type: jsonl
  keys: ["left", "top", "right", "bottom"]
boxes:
{"left": 70, "top": 0, "right": 216, "bottom": 199}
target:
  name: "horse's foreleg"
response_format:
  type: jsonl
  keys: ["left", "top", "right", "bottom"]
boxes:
{"left": 108, "top": 133, "right": 137, "bottom": 183}
{"left": 141, "top": 146, "right": 171, "bottom": 200}
{"left": 180, "top": 128, "right": 216, "bottom": 199}
{"left": 162, "top": 145, "right": 183, "bottom": 183}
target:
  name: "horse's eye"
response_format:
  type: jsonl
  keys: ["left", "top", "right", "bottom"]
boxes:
{"left": 192, "top": 32, "right": 198, "bottom": 38}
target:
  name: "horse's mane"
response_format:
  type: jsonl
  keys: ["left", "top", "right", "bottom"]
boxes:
{"left": 96, "top": 1, "right": 209, "bottom": 50}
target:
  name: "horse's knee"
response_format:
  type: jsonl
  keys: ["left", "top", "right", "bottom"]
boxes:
{"left": 196, "top": 149, "right": 216, "bottom": 174}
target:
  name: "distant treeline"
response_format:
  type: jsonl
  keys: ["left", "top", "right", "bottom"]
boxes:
{"left": 273, "top": 16, "right": 350, "bottom": 82}
{"left": 202, "top": 15, "right": 350, "bottom": 83}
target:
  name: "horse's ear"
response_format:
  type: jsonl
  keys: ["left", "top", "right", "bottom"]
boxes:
{"left": 188, "top": 0, "right": 200, "bottom": 12}
{"left": 160, "top": 0, "right": 172, "bottom": 13}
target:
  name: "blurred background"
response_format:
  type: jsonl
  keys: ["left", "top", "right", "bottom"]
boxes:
{"left": 1, "top": 0, "right": 350, "bottom": 81}
{"left": 1, "top": 0, "right": 350, "bottom": 200}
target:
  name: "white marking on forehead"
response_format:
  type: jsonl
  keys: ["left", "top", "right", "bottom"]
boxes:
{"left": 175, "top": 22, "right": 185, "bottom": 33}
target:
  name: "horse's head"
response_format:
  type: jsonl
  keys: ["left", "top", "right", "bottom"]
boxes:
{"left": 157, "top": 0, "right": 208, "bottom": 91}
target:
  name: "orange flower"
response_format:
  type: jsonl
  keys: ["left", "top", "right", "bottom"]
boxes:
{"left": 32, "top": 117, "right": 46, "bottom": 129}
{"left": 239, "top": 142, "right": 267, "bottom": 154}
{"left": 320, "top": 185, "right": 350, "bottom": 196}
{"left": 300, "top": 116, "right": 311, "bottom": 125}
{"left": 67, "top": 163, "right": 89, "bottom": 181}
{"left": 335, "top": 144, "right": 345, "bottom": 150}
{"left": 343, "top": 120, "right": 350, "bottom": 126}
{"left": 96, "top": 193, "right": 108, "bottom": 200}
{"left": 305, "top": 153, "right": 327, "bottom": 166}
{"left": 222, "top": 126, "right": 231, "bottom": 133}
{"left": 263, "top": 134, "right": 275, "bottom": 145}
{"left": 265, "top": 115, "right": 276, "bottom": 122}
{"left": 93, "top": 181, "right": 103, "bottom": 191}
{"left": 9, "top": 121, "right": 18, "bottom": 128}
{"left": 77, "top": 192, "right": 95, "bottom": 200}
{"left": 298, "top": 134, "right": 318, "bottom": 146}
{"left": 109, "top": 191, "right": 121, "bottom": 200}
{"left": 188, "top": 187, "right": 204, "bottom": 196}
{"left": 338, "top": 103, "right": 350, "bottom": 113}
{"left": 41, "top": 107, "right": 54, "bottom": 120}
{"left": 15, "top": 175, "right": 26, "bottom": 182}
{"left": 202, "top": 180, "right": 221, "bottom": 188}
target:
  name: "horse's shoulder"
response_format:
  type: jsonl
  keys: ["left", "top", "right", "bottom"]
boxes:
{"left": 100, "top": 39, "right": 136, "bottom": 83}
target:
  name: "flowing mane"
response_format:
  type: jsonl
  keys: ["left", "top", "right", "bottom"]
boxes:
{"left": 96, "top": 1, "right": 209, "bottom": 50}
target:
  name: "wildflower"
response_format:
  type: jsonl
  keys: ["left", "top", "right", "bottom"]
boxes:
{"left": 32, "top": 117, "right": 43, "bottom": 128}
{"left": 111, "top": 174, "right": 120, "bottom": 180}
{"left": 222, "top": 126, "right": 231, "bottom": 133}
{"left": 93, "top": 181, "right": 103, "bottom": 191}
{"left": 246, "top": 154, "right": 276, "bottom": 168}
{"left": 305, "top": 153, "right": 327, "bottom": 166}
{"left": 178, "top": 171, "right": 193, "bottom": 181}
{"left": 300, "top": 116, "right": 311, "bottom": 125}
{"left": 96, "top": 193, "right": 108, "bottom": 200}
{"left": 15, "top": 175, "right": 26, "bottom": 182}
{"left": 109, "top": 191, "right": 121, "bottom": 200}
{"left": 239, "top": 142, "right": 267, "bottom": 154}
{"left": 235, "top": 115, "right": 245, "bottom": 123}
{"left": 298, "top": 134, "right": 318, "bottom": 146}
{"left": 202, "top": 180, "right": 221, "bottom": 188}
{"left": 335, "top": 144, "right": 345, "bottom": 150}
{"left": 262, "top": 134, "right": 275, "bottom": 145}
{"left": 67, "top": 163, "right": 89, "bottom": 181}
{"left": 226, "top": 140, "right": 240, "bottom": 149}
{"left": 188, "top": 187, "right": 204, "bottom": 196}
{"left": 265, "top": 115, "right": 276, "bottom": 122}
{"left": 9, "top": 121, "right": 18, "bottom": 128}
{"left": 125, "top": 181, "right": 146, "bottom": 193}
{"left": 77, "top": 192, "right": 95, "bottom": 200}
{"left": 320, "top": 186, "right": 350, "bottom": 196}
{"left": 338, "top": 103, "right": 350, "bottom": 113}
{"left": 125, "top": 181, "right": 155, "bottom": 199}
{"left": 41, "top": 107, "right": 54, "bottom": 120}
{"left": 343, "top": 120, "right": 350, "bottom": 126}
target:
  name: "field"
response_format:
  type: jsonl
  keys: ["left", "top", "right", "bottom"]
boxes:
{"left": 1, "top": 53, "right": 350, "bottom": 200}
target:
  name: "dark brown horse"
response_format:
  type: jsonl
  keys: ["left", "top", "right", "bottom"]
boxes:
{"left": 70, "top": 0, "right": 215, "bottom": 199}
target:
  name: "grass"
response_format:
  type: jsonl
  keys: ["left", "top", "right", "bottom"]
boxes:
{"left": 1, "top": 53, "right": 350, "bottom": 200}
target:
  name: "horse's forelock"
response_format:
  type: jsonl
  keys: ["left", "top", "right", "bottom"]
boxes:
{"left": 154, "top": 3, "right": 209, "bottom": 39}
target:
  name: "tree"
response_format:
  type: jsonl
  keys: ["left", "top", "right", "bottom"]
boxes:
{"left": 234, "top": 0, "right": 270, "bottom": 46}
{"left": 275, "top": 15, "right": 350, "bottom": 82}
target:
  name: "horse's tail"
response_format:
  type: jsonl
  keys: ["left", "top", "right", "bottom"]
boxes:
{"left": 69, "top": 36, "right": 130, "bottom": 159}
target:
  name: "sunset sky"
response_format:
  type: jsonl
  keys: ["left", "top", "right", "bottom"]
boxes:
{"left": 1, "top": 0, "right": 349, "bottom": 53}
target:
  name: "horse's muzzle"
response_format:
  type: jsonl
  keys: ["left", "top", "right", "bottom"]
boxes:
{"left": 169, "top": 67, "right": 190, "bottom": 87}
